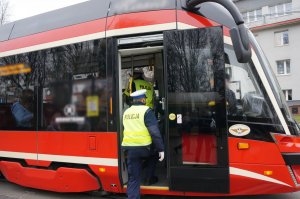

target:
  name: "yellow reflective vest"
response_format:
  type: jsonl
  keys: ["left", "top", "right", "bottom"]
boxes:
{"left": 124, "top": 78, "right": 154, "bottom": 108}
{"left": 134, "top": 79, "right": 154, "bottom": 108}
{"left": 122, "top": 105, "right": 152, "bottom": 147}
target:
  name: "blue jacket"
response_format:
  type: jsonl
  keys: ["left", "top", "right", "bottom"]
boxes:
{"left": 144, "top": 107, "right": 164, "bottom": 152}
{"left": 11, "top": 102, "right": 33, "bottom": 128}
{"left": 124, "top": 102, "right": 164, "bottom": 152}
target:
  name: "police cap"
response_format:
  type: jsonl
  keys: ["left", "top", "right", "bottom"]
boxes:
{"left": 130, "top": 89, "right": 147, "bottom": 99}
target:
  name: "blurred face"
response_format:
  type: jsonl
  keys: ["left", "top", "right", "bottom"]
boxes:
{"left": 21, "top": 90, "right": 34, "bottom": 104}
{"left": 133, "top": 72, "right": 143, "bottom": 79}
{"left": 135, "top": 97, "right": 146, "bottom": 104}
{"left": 141, "top": 98, "right": 146, "bottom": 104}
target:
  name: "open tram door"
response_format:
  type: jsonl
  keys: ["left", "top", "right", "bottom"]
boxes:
{"left": 116, "top": 34, "right": 167, "bottom": 188}
{"left": 164, "top": 26, "right": 229, "bottom": 193}
{"left": 116, "top": 26, "right": 229, "bottom": 193}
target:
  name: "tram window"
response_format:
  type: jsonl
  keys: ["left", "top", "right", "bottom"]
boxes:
{"left": 40, "top": 40, "right": 107, "bottom": 132}
{"left": 225, "top": 45, "right": 275, "bottom": 121}
{"left": 0, "top": 59, "right": 37, "bottom": 131}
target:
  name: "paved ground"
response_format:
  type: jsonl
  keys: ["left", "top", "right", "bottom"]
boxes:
{"left": 0, "top": 181, "right": 300, "bottom": 199}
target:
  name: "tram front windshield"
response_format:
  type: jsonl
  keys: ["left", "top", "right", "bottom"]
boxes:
{"left": 249, "top": 32, "right": 299, "bottom": 135}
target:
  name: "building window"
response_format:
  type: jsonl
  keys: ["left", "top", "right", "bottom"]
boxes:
{"left": 275, "top": 30, "right": 289, "bottom": 46}
{"left": 269, "top": 2, "right": 292, "bottom": 17}
{"left": 277, "top": 59, "right": 290, "bottom": 75}
{"left": 242, "top": 8, "right": 262, "bottom": 23}
{"left": 283, "top": 90, "right": 292, "bottom": 101}
{"left": 292, "top": 107, "right": 298, "bottom": 114}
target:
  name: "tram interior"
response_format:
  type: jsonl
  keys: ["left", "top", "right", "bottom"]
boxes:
{"left": 119, "top": 46, "right": 168, "bottom": 187}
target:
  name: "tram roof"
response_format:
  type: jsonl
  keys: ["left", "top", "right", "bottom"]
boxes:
{"left": 0, "top": 0, "right": 176, "bottom": 42}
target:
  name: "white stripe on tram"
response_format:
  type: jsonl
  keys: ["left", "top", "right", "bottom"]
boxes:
{"left": 0, "top": 151, "right": 37, "bottom": 160}
{"left": 251, "top": 49, "right": 291, "bottom": 135}
{"left": 0, "top": 151, "right": 118, "bottom": 167}
{"left": 230, "top": 167, "right": 292, "bottom": 187}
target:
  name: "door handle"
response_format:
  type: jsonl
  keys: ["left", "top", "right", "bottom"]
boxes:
{"left": 159, "top": 97, "right": 166, "bottom": 110}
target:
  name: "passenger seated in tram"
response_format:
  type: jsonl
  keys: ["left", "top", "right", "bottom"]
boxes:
{"left": 46, "top": 112, "right": 63, "bottom": 131}
{"left": 11, "top": 89, "right": 34, "bottom": 129}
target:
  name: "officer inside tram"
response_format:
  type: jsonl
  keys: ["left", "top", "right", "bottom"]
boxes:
{"left": 124, "top": 68, "right": 154, "bottom": 109}
{"left": 122, "top": 89, "right": 164, "bottom": 199}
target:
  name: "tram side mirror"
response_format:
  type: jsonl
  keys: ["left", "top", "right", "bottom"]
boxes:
{"left": 185, "top": 0, "right": 252, "bottom": 63}
{"left": 230, "top": 24, "right": 252, "bottom": 63}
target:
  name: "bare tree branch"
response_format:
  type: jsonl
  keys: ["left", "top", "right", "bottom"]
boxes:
{"left": 0, "top": 0, "right": 10, "bottom": 25}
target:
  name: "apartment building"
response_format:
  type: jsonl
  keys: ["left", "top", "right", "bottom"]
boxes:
{"left": 234, "top": 0, "right": 300, "bottom": 114}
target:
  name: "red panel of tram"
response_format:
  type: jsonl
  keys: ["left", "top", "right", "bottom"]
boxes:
{"left": 0, "top": 161, "right": 100, "bottom": 192}
{"left": 182, "top": 133, "right": 217, "bottom": 165}
{"left": 0, "top": 131, "right": 36, "bottom": 154}
{"left": 177, "top": 10, "right": 217, "bottom": 28}
{"left": 106, "top": 10, "right": 176, "bottom": 31}
{"left": 38, "top": 132, "right": 118, "bottom": 158}
{"left": 0, "top": 19, "right": 106, "bottom": 53}
{"left": 177, "top": 10, "right": 231, "bottom": 36}
{"left": 228, "top": 137, "right": 286, "bottom": 165}
{"left": 230, "top": 163, "right": 295, "bottom": 194}
{"left": 273, "top": 134, "right": 300, "bottom": 153}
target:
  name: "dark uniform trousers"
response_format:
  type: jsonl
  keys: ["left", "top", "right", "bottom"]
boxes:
{"left": 126, "top": 147, "right": 158, "bottom": 199}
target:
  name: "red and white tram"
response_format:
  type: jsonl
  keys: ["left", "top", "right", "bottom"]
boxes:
{"left": 1, "top": 0, "right": 300, "bottom": 197}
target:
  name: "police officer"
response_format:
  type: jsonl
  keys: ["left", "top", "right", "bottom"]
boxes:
{"left": 124, "top": 68, "right": 154, "bottom": 108}
{"left": 122, "top": 89, "right": 164, "bottom": 199}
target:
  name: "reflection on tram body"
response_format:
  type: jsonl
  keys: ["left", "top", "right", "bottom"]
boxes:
{"left": 0, "top": 40, "right": 110, "bottom": 132}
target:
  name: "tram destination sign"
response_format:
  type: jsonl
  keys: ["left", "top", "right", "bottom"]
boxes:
{"left": 0, "top": 63, "right": 31, "bottom": 77}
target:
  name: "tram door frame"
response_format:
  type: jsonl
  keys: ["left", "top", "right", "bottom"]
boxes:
{"left": 112, "top": 27, "right": 229, "bottom": 193}
{"left": 113, "top": 34, "right": 166, "bottom": 187}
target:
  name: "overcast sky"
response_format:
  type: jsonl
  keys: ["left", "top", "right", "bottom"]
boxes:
{"left": 8, "top": 0, "right": 89, "bottom": 21}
